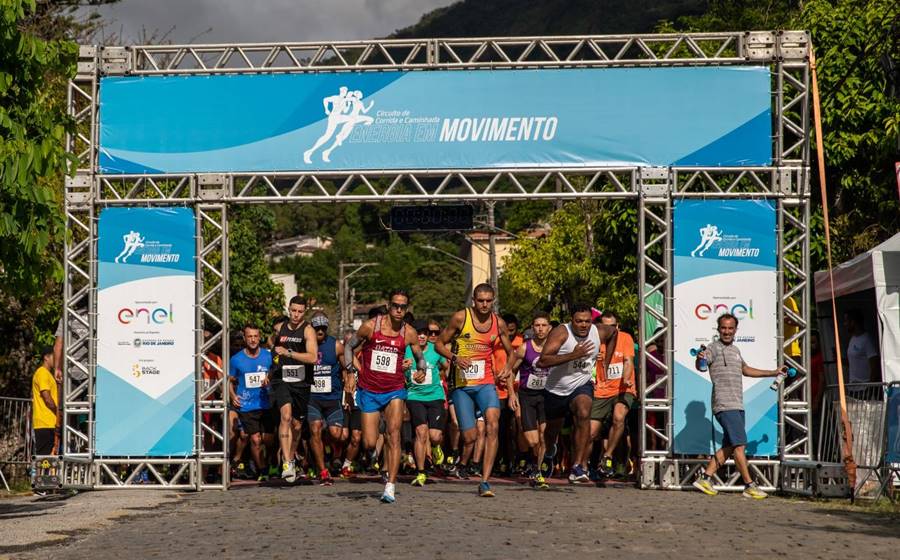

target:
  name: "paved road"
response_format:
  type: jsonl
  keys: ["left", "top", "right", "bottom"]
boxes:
{"left": 3, "top": 479, "right": 899, "bottom": 559}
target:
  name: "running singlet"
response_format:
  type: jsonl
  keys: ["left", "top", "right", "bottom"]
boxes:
{"left": 404, "top": 341, "right": 446, "bottom": 402}
{"left": 545, "top": 323, "right": 600, "bottom": 396}
{"left": 359, "top": 315, "right": 407, "bottom": 393}
{"left": 271, "top": 321, "right": 312, "bottom": 386}
{"left": 518, "top": 339, "right": 550, "bottom": 392}
{"left": 451, "top": 308, "right": 499, "bottom": 388}
{"left": 229, "top": 348, "right": 272, "bottom": 412}
{"left": 312, "top": 335, "right": 343, "bottom": 400}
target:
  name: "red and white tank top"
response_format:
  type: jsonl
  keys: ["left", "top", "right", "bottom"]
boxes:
{"left": 359, "top": 315, "right": 407, "bottom": 393}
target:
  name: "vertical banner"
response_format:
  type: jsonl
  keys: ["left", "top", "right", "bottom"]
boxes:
{"left": 96, "top": 208, "right": 196, "bottom": 456}
{"left": 672, "top": 200, "right": 778, "bottom": 456}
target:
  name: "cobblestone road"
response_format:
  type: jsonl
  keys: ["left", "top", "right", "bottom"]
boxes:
{"left": 5, "top": 479, "right": 899, "bottom": 559}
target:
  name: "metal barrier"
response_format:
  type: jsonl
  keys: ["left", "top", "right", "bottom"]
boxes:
{"left": 0, "top": 396, "right": 32, "bottom": 491}
{"left": 818, "top": 382, "right": 891, "bottom": 498}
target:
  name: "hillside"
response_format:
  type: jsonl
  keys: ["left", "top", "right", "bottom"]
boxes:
{"left": 392, "top": 0, "right": 707, "bottom": 38}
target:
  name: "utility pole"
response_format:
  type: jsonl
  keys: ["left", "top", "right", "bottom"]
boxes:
{"left": 338, "top": 262, "right": 378, "bottom": 332}
{"left": 486, "top": 201, "right": 499, "bottom": 310}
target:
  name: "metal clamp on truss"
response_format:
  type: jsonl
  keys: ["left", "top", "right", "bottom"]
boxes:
{"left": 65, "top": 174, "right": 93, "bottom": 205}
{"left": 639, "top": 166, "right": 670, "bottom": 197}
{"left": 198, "top": 174, "right": 229, "bottom": 200}
{"left": 742, "top": 31, "right": 776, "bottom": 61}
{"left": 101, "top": 46, "right": 131, "bottom": 75}
{"left": 76, "top": 45, "right": 98, "bottom": 79}
{"left": 777, "top": 31, "right": 810, "bottom": 62}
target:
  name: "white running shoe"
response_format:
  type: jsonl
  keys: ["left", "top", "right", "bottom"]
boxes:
{"left": 381, "top": 482, "right": 396, "bottom": 503}
{"left": 282, "top": 461, "right": 297, "bottom": 483}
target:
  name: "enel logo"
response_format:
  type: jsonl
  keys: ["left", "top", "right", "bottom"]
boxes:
{"left": 118, "top": 304, "right": 174, "bottom": 324}
{"left": 694, "top": 300, "right": 753, "bottom": 320}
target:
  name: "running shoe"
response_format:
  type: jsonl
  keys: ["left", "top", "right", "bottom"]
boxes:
{"left": 411, "top": 472, "right": 427, "bottom": 487}
{"left": 234, "top": 462, "right": 248, "bottom": 480}
{"left": 432, "top": 445, "right": 445, "bottom": 466}
{"left": 319, "top": 469, "right": 334, "bottom": 486}
{"left": 380, "top": 470, "right": 389, "bottom": 484}
{"left": 597, "top": 456, "right": 615, "bottom": 478}
{"left": 742, "top": 482, "right": 768, "bottom": 499}
{"left": 692, "top": 475, "right": 718, "bottom": 496}
{"left": 516, "top": 459, "right": 529, "bottom": 476}
{"left": 448, "top": 465, "right": 469, "bottom": 480}
{"left": 568, "top": 464, "right": 590, "bottom": 484}
{"left": 381, "top": 482, "right": 396, "bottom": 503}
{"left": 540, "top": 455, "right": 555, "bottom": 478}
{"left": 478, "top": 481, "right": 495, "bottom": 497}
{"left": 468, "top": 463, "right": 482, "bottom": 478}
{"left": 257, "top": 472, "right": 269, "bottom": 482}
{"left": 281, "top": 461, "right": 297, "bottom": 483}
{"left": 340, "top": 465, "right": 353, "bottom": 479}
{"left": 533, "top": 473, "right": 550, "bottom": 490}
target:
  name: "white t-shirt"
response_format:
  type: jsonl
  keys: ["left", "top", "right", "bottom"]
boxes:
{"left": 846, "top": 333, "right": 878, "bottom": 383}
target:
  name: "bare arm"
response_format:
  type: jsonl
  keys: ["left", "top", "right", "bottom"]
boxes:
{"left": 405, "top": 329, "right": 427, "bottom": 372}
{"left": 228, "top": 376, "right": 241, "bottom": 408}
{"left": 290, "top": 324, "right": 319, "bottom": 364}
{"left": 509, "top": 344, "right": 527, "bottom": 374}
{"left": 434, "top": 310, "right": 465, "bottom": 362}
{"left": 40, "top": 390, "right": 58, "bottom": 416}
{"left": 53, "top": 335, "right": 63, "bottom": 381}
{"left": 537, "top": 325, "right": 593, "bottom": 368}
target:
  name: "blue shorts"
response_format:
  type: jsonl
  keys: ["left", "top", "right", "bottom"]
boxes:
{"left": 308, "top": 398, "right": 344, "bottom": 427}
{"left": 452, "top": 385, "right": 500, "bottom": 432}
{"left": 357, "top": 387, "right": 407, "bottom": 414}
{"left": 715, "top": 409, "right": 747, "bottom": 448}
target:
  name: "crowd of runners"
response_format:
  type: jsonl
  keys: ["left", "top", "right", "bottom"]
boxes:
{"left": 219, "top": 282, "right": 653, "bottom": 502}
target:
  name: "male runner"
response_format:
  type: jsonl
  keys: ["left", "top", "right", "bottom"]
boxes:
{"left": 404, "top": 320, "right": 449, "bottom": 487}
{"left": 590, "top": 311, "right": 636, "bottom": 478}
{"left": 307, "top": 313, "right": 347, "bottom": 486}
{"left": 344, "top": 289, "right": 426, "bottom": 503}
{"left": 492, "top": 313, "right": 524, "bottom": 476}
{"left": 692, "top": 313, "right": 784, "bottom": 499}
{"left": 509, "top": 312, "right": 552, "bottom": 489}
{"left": 270, "top": 296, "right": 318, "bottom": 483}
{"left": 228, "top": 324, "right": 273, "bottom": 480}
{"left": 537, "top": 303, "right": 615, "bottom": 484}
{"left": 435, "top": 283, "right": 514, "bottom": 497}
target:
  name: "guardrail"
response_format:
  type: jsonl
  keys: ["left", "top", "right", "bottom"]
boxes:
{"left": 0, "top": 396, "right": 32, "bottom": 491}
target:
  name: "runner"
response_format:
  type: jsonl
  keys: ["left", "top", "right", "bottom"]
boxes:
{"left": 307, "top": 313, "right": 347, "bottom": 486}
{"left": 537, "top": 303, "right": 615, "bottom": 484}
{"left": 434, "top": 283, "right": 514, "bottom": 497}
{"left": 404, "top": 320, "right": 449, "bottom": 487}
{"left": 590, "top": 311, "right": 636, "bottom": 478}
{"left": 270, "top": 296, "right": 318, "bottom": 483}
{"left": 492, "top": 313, "right": 525, "bottom": 477}
{"left": 228, "top": 324, "right": 273, "bottom": 481}
{"left": 509, "top": 312, "right": 552, "bottom": 489}
{"left": 344, "top": 289, "right": 426, "bottom": 503}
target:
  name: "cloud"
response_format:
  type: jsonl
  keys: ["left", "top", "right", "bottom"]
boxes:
{"left": 87, "top": 0, "right": 453, "bottom": 45}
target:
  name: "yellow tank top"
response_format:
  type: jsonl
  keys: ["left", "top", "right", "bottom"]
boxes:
{"left": 452, "top": 308, "right": 498, "bottom": 387}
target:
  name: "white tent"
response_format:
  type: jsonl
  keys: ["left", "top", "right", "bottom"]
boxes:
{"left": 814, "top": 232, "right": 900, "bottom": 384}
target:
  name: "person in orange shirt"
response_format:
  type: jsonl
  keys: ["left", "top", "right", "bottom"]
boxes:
{"left": 492, "top": 313, "right": 524, "bottom": 476}
{"left": 590, "top": 311, "right": 635, "bottom": 478}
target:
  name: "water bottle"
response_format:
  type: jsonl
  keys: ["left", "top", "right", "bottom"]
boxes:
{"left": 769, "top": 367, "right": 798, "bottom": 390}
{"left": 690, "top": 345, "right": 708, "bottom": 372}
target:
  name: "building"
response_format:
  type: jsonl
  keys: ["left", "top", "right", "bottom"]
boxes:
{"left": 267, "top": 235, "right": 332, "bottom": 262}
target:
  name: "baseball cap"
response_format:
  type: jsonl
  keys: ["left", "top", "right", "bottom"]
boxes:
{"left": 412, "top": 319, "right": 428, "bottom": 333}
{"left": 310, "top": 314, "right": 329, "bottom": 329}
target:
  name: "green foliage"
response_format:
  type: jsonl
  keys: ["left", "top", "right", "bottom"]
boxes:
{"left": 0, "top": 0, "right": 76, "bottom": 296}
{"left": 228, "top": 206, "right": 283, "bottom": 331}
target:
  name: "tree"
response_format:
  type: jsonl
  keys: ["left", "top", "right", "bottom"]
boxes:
{"left": 227, "top": 206, "right": 284, "bottom": 333}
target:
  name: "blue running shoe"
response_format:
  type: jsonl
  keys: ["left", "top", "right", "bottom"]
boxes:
{"left": 568, "top": 464, "right": 590, "bottom": 484}
{"left": 478, "top": 481, "right": 495, "bottom": 497}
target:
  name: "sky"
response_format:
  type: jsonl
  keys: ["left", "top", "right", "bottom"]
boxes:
{"left": 84, "top": 0, "right": 455, "bottom": 45}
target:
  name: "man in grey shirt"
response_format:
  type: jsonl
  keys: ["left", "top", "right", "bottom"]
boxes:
{"left": 692, "top": 313, "right": 785, "bottom": 499}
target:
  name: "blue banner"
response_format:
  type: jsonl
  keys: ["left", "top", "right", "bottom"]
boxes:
{"left": 672, "top": 200, "right": 778, "bottom": 456}
{"left": 95, "top": 208, "right": 196, "bottom": 456}
{"left": 98, "top": 67, "right": 771, "bottom": 173}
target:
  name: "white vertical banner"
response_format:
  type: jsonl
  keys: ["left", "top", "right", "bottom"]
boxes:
{"left": 672, "top": 200, "right": 778, "bottom": 456}
{"left": 95, "top": 208, "right": 196, "bottom": 456}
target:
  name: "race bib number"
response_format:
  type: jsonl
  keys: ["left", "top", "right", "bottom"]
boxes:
{"left": 370, "top": 350, "right": 398, "bottom": 373}
{"left": 606, "top": 362, "right": 624, "bottom": 380}
{"left": 312, "top": 375, "right": 332, "bottom": 394}
{"left": 462, "top": 360, "right": 485, "bottom": 381}
{"left": 244, "top": 372, "right": 265, "bottom": 389}
{"left": 526, "top": 370, "right": 549, "bottom": 390}
{"left": 282, "top": 365, "right": 304, "bottom": 383}
{"left": 411, "top": 366, "right": 433, "bottom": 386}
{"left": 571, "top": 359, "right": 590, "bottom": 373}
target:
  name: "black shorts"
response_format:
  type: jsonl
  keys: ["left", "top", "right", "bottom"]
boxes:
{"left": 407, "top": 399, "right": 446, "bottom": 430}
{"left": 348, "top": 407, "right": 362, "bottom": 432}
{"left": 543, "top": 381, "right": 594, "bottom": 420}
{"left": 518, "top": 389, "right": 546, "bottom": 432}
{"left": 237, "top": 410, "right": 268, "bottom": 435}
{"left": 34, "top": 428, "right": 55, "bottom": 456}
{"left": 270, "top": 380, "right": 310, "bottom": 421}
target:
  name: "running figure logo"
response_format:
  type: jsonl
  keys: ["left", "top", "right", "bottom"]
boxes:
{"left": 115, "top": 230, "right": 145, "bottom": 263}
{"left": 691, "top": 224, "right": 722, "bottom": 257}
{"left": 303, "top": 87, "right": 374, "bottom": 164}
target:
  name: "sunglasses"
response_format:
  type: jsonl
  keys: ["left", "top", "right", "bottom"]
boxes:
{"left": 389, "top": 302, "right": 409, "bottom": 311}
{"left": 313, "top": 326, "right": 328, "bottom": 332}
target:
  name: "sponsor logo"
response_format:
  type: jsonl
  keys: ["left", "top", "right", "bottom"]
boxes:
{"left": 132, "top": 363, "right": 161, "bottom": 378}
{"left": 117, "top": 304, "right": 174, "bottom": 324}
{"left": 690, "top": 224, "right": 760, "bottom": 258}
{"left": 131, "top": 338, "right": 176, "bottom": 347}
{"left": 694, "top": 300, "right": 754, "bottom": 320}
{"left": 113, "top": 230, "right": 181, "bottom": 264}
